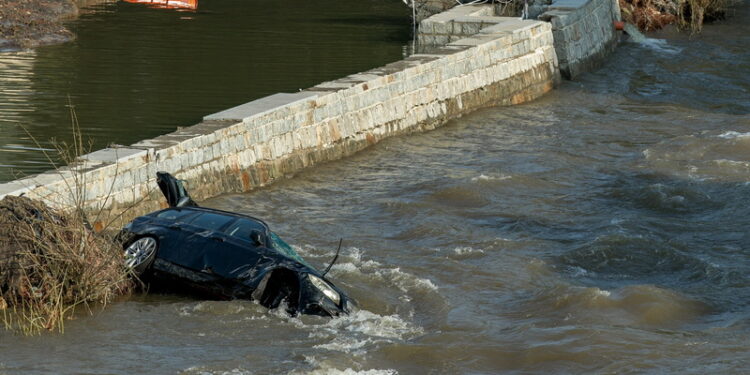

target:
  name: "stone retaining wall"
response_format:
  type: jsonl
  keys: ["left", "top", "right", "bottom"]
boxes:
{"left": 539, "top": 0, "right": 621, "bottom": 79}
{"left": 418, "top": 1, "right": 621, "bottom": 80}
{"left": 0, "top": 16, "right": 560, "bottom": 228}
{"left": 417, "top": 4, "right": 499, "bottom": 46}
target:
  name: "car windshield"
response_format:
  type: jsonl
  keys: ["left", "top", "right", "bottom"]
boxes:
{"left": 225, "top": 218, "right": 267, "bottom": 242}
{"left": 269, "top": 232, "right": 309, "bottom": 266}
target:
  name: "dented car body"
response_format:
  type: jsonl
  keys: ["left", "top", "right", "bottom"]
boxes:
{"left": 120, "top": 172, "right": 352, "bottom": 317}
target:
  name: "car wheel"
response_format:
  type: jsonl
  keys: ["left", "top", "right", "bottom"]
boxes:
{"left": 124, "top": 236, "right": 158, "bottom": 277}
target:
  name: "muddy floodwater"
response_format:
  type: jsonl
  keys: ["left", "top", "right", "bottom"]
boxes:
{"left": 3, "top": 3, "right": 750, "bottom": 375}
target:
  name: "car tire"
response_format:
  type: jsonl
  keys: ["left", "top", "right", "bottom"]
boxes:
{"left": 124, "top": 236, "right": 158, "bottom": 277}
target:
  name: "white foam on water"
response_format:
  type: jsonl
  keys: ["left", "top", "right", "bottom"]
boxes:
{"left": 713, "top": 159, "right": 750, "bottom": 167}
{"left": 323, "top": 309, "right": 421, "bottom": 339}
{"left": 324, "top": 248, "right": 438, "bottom": 293}
{"left": 638, "top": 37, "right": 683, "bottom": 54}
{"left": 453, "top": 246, "right": 485, "bottom": 255}
{"left": 246, "top": 245, "right": 427, "bottom": 355}
{"left": 624, "top": 23, "right": 682, "bottom": 54}
{"left": 717, "top": 131, "right": 750, "bottom": 139}
{"left": 306, "top": 309, "right": 423, "bottom": 354}
{"left": 567, "top": 266, "right": 590, "bottom": 277}
{"left": 471, "top": 173, "right": 512, "bottom": 182}
{"left": 182, "top": 366, "right": 252, "bottom": 375}
{"left": 290, "top": 366, "right": 398, "bottom": 375}
{"left": 296, "top": 356, "right": 397, "bottom": 375}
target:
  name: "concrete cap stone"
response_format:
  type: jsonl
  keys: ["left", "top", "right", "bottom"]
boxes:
{"left": 314, "top": 81, "right": 358, "bottom": 90}
{"left": 131, "top": 137, "right": 182, "bottom": 150}
{"left": 0, "top": 180, "right": 33, "bottom": 198}
{"left": 448, "top": 36, "right": 491, "bottom": 47}
{"left": 480, "top": 19, "right": 541, "bottom": 33}
{"left": 452, "top": 16, "right": 505, "bottom": 24}
{"left": 203, "top": 92, "right": 319, "bottom": 122}
{"left": 347, "top": 73, "right": 383, "bottom": 82}
{"left": 79, "top": 147, "right": 147, "bottom": 164}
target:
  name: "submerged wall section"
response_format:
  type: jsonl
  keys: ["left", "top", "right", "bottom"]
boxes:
{"left": 0, "top": 17, "right": 559, "bottom": 227}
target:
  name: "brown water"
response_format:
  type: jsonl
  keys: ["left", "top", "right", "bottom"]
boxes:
{"left": 2, "top": 3, "right": 750, "bottom": 375}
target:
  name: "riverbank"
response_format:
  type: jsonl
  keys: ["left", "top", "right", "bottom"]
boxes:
{"left": 0, "top": 0, "right": 77, "bottom": 50}
{"left": 617, "top": 0, "right": 740, "bottom": 31}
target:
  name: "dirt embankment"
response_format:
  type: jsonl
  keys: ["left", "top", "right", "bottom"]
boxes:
{"left": 0, "top": 0, "right": 78, "bottom": 50}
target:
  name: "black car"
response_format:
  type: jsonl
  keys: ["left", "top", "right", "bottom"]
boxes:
{"left": 120, "top": 172, "right": 353, "bottom": 317}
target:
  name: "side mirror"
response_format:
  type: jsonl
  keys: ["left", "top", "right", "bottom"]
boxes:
{"left": 250, "top": 230, "right": 265, "bottom": 247}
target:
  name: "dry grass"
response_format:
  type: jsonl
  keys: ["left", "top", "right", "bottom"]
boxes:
{"left": 0, "top": 196, "right": 132, "bottom": 335}
{"left": 619, "top": 0, "right": 738, "bottom": 31}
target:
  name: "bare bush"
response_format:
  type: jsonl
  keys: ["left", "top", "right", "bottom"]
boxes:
{"left": 0, "top": 104, "right": 134, "bottom": 335}
{"left": 619, "top": 0, "right": 738, "bottom": 31}
{"left": 0, "top": 196, "right": 132, "bottom": 335}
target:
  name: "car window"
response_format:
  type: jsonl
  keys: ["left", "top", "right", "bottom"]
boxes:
{"left": 185, "top": 212, "right": 235, "bottom": 231}
{"left": 155, "top": 209, "right": 196, "bottom": 222}
{"left": 224, "top": 218, "right": 267, "bottom": 242}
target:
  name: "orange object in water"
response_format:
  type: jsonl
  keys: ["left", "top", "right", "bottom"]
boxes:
{"left": 614, "top": 21, "right": 625, "bottom": 30}
{"left": 122, "top": 0, "right": 197, "bottom": 10}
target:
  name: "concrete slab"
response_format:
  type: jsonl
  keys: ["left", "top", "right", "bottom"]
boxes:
{"left": 480, "top": 19, "right": 541, "bottom": 33}
{"left": 347, "top": 73, "right": 383, "bottom": 82}
{"left": 416, "top": 45, "right": 472, "bottom": 55}
{"left": 130, "top": 137, "right": 181, "bottom": 150}
{"left": 404, "top": 55, "right": 443, "bottom": 63}
{"left": 452, "top": 16, "right": 505, "bottom": 24}
{"left": 448, "top": 37, "right": 488, "bottom": 47}
{"left": 0, "top": 180, "right": 32, "bottom": 198}
{"left": 315, "top": 81, "right": 358, "bottom": 90}
{"left": 177, "top": 121, "right": 234, "bottom": 135}
{"left": 204, "top": 92, "right": 319, "bottom": 122}
{"left": 17, "top": 171, "right": 68, "bottom": 188}
{"left": 79, "top": 147, "right": 146, "bottom": 164}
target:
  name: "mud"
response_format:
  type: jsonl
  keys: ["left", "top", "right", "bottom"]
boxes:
{"left": 0, "top": 0, "right": 77, "bottom": 50}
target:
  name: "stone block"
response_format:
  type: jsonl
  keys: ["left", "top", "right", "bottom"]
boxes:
{"left": 204, "top": 92, "right": 319, "bottom": 122}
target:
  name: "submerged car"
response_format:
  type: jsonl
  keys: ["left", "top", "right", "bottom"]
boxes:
{"left": 120, "top": 172, "right": 352, "bottom": 317}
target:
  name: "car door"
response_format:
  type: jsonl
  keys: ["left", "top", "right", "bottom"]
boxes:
{"left": 150, "top": 208, "right": 199, "bottom": 266}
{"left": 178, "top": 212, "right": 237, "bottom": 277}
{"left": 210, "top": 218, "right": 268, "bottom": 279}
